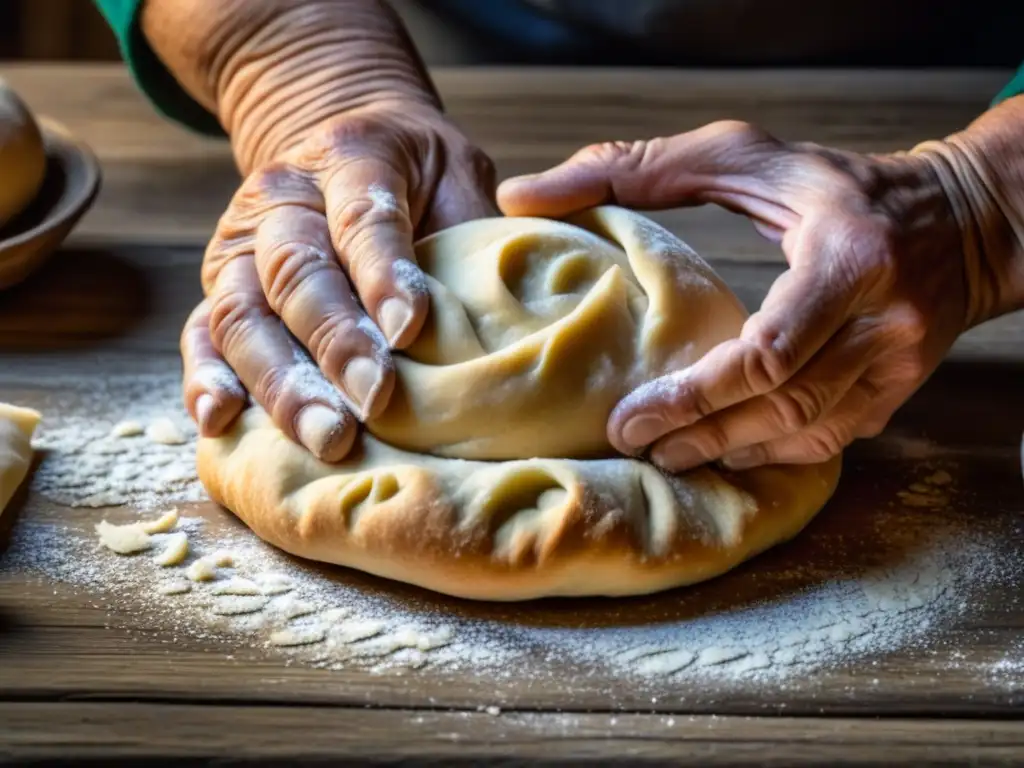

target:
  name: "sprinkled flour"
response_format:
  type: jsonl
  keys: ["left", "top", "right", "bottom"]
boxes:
{"left": 28, "top": 372, "right": 204, "bottom": 509}
{"left": 3, "top": 369, "right": 1023, "bottom": 689}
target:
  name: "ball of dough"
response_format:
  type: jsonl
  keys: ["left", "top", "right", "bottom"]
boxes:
{"left": 0, "top": 80, "right": 46, "bottom": 229}
{"left": 367, "top": 206, "right": 748, "bottom": 460}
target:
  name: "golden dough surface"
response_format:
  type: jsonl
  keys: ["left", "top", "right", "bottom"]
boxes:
{"left": 197, "top": 207, "right": 841, "bottom": 601}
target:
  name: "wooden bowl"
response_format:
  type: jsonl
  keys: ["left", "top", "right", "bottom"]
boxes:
{"left": 0, "top": 117, "right": 101, "bottom": 290}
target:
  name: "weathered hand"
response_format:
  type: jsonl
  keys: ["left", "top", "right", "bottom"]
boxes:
{"left": 182, "top": 103, "right": 495, "bottom": 461}
{"left": 498, "top": 120, "right": 970, "bottom": 471}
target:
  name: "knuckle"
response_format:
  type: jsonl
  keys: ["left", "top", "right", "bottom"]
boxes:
{"left": 743, "top": 329, "right": 800, "bottom": 393}
{"left": 887, "top": 305, "right": 930, "bottom": 348}
{"left": 307, "top": 312, "right": 364, "bottom": 372}
{"left": 803, "top": 423, "right": 850, "bottom": 459}
{"left": 768, "top": 382, "right": 830, "bottom": 432}
{"left": 259, "top": 240, "right": 333, "bottom": 311}
{"left": 708, "top": 119, "right": 775, "bottom": 148}
{"left": 207, "top": 288, "right": 270, "bottom": 355}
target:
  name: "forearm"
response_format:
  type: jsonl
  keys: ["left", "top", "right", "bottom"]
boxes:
{"left": 911, "top": 94, "right": 1024, "bottom": 327}
{"left": 140, "top": 0, "right": 440, "bottom": 172}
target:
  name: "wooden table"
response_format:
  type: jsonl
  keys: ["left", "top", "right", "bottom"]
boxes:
{"left": 1, "top": 64, "right": 1023, "bottom": 766}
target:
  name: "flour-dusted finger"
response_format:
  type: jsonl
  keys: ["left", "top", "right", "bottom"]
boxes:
{"left": 254, "top": 201, "right": 395, "bottom": 421}
{"left": 206, "top": 254, "right": 356, "bottom": 462}
{"left": 181, "top": 299, "right": 247, "bottom": 436}
{"left": 320, "top": 155, "right": 428, "bottom": 349}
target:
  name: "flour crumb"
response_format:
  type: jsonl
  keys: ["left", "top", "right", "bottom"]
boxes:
{"left": 484, "top": 706, "right": 501, "bottom": 716}
{"left": 209, "top": 550, "right": 236, "bottom": 568}
{"left": 211, "top": 595, "right": 269, "bottom": 616}
{"left": 211, "top": 577, "right": 261, "bottom": 596}
{"left": 154, "top": 532, "right": 189, "bottom": 567}
{"left": 142, "top": 508, "right": 179, "bottom": 534}
{"left": 270, "top": 627, "right": 327, "bottom": 647}
{"left": 187, "top": 558, "right": 217, "bottom": 582}
{"left": 95, "top": 520, "right": 151, "bottom": 555}
{"left": 157, "top": 579, "right": 192, "bottom": 596}
{"left": 147, "top": 417, "right": 187, "bottom": 445}
{"left": 110, "top": 420, "right": 144, "bottom": 438}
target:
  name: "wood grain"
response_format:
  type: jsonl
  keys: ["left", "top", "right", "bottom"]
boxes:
{"left": 2, "top": 704, "right": 1023, "bottom": 766}
{"left": 1, "top": 65, "right": 1023, "bottom": 765}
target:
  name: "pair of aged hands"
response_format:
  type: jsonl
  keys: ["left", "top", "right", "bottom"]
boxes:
{"left": 181, "top": 98, "right": 982, "bottom": 473}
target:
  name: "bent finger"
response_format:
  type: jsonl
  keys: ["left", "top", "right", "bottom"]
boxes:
{"left": 255, "top": 201, "right": 395, "bottom": 420}
{"left": 207, "top": 252, "right": 357, "bottom": 462}
{"left": 647, "top": 320, "right": 881, "bottom": 471}
{"left": 180, "top": 298, "right": 247, "bottom": 436}
{"left": 321, "top": 156, "right": 428, "bottom": 349}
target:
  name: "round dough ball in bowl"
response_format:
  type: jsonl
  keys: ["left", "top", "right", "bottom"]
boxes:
{"left": 0, "top": 80, "right": 46, "bottom": 229}
{"left": 197, "top": 207, "right": 841, "bottom": 601}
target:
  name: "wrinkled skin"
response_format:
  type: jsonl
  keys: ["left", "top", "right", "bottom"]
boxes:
{"left": 180, "top": 103, "right": 496, "bottom": 461}
{"left": 498, "top": 120, "right": 969, "bottom": 471}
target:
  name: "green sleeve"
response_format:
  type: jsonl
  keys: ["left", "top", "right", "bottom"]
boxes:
{"left": 92, "top": 0, "right": 224, "bottom": 136}
{"left": 993, "top": 62, "right": 1024, "bottom": 106}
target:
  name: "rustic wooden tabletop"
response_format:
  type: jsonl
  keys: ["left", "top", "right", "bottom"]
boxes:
{"left": 0, "top": 64, "right": 1023, "bottom": 766}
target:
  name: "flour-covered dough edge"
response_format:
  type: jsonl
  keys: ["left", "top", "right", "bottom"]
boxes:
{"left": 197, "top": 408, "right": 840, "bottom": 601}
{"left": 0, "top": 402, "right": 41, "bottom": 515}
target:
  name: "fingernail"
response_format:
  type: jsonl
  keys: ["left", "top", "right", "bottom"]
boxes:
{"left": 621, "top": 414, "right": 669, "bottom": 447}
{"left": 377, "top": 297, "right": 413, "bottom": 346}
{"left": 195, "top": 394, "right": 215, "bottom": 434}
{"left": 295, "top": 404, "right": 347, "bottom": 460}
{"left": 343, "top": 356, "right": 384, "bottom": 417}
{"left": 720, "top": 447, "right": 760, "bottom": 471}
{"left": 652, "top": 438, "right": 706, "bottom": 472}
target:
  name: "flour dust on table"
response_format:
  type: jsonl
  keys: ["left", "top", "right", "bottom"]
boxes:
{"left": 26, "top": 371, "right": 204, "bottom": 509}
{"left": 3, "top": 368, "right": 1022, "bottom": 689}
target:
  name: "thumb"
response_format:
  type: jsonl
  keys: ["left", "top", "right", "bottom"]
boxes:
{"left": 497, "top": 120, "right": 783, "bottom": 219}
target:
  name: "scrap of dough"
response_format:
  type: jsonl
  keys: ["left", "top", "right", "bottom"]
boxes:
{"left": 208, "top": 550, "right": 236, "bottom": 567}
{"left": 95, "top": 520, "right": 151, "bottom": 555}
{"left": 154, "top": 532, "right": 189, "bottom": 566}
{"left": 147, "top": 417, "right": 186, "bottom": 445}
{"left": 142, "top": 508, "right": 179, "bottom": 534}
{"left": 187, "top": 558, "right": 217, "bottom": 582}
{"left": 110, "top": 420, "right": 144, "bottom": 438}
{"left": 0, "top": 403, "right": 41, "bottom": 517}
{"left": 197, "top": 207, "right": 841, "bottom": 601}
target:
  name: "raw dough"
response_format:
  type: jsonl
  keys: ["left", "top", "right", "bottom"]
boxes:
{"left": 0, "top": 81, "right": 46, "bottom": 228}
{"left": 95, "top": 519, "right": 151, "bottom": 555}
{"left": 154, "top": 532, "right": 189, "bottom": 566}
{"left": 0, "top": 403, "right": 40, "bottom": 516}
{"left": 197, "top": 207, "right": 841, "bottom": 601}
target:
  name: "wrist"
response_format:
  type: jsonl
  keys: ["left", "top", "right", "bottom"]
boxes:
{"left": 909, "top": 95, "right": 1024, "bottom": 328}
{"left": 141, "top": 0, "right": 441, "bottom": 173}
